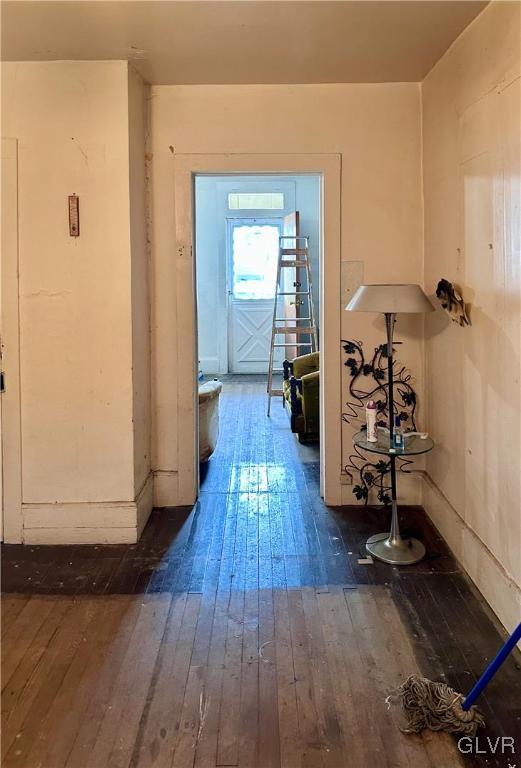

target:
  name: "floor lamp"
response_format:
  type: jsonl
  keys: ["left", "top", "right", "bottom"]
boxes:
{"left": 345, "top": 284, "right": 435, "bottom": 565}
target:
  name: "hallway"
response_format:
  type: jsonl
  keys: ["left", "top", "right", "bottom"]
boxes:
{"left": 2, "top": 379, "right": 520, "bottom": 767}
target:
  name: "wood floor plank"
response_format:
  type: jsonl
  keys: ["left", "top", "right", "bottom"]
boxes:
{"left": 172, "top": 559, "right": 220, "bottom": 767}
{"left": 194, "top": 489, "right": 240, "bottom": 767}
{"left": 256, "top": 493, "right": 280, "bottom": 768}
{"left": 238, "top": 492, "right": 260, "bottom": 768}
{"left": 286, "top": 588, "right": 325, "bottom": 768}
{"left": 192, "top": 588, "right": 229, "bottom": 768}
{"left": 372, "top": 586, "right": 465, "bottom": 768}
{"left": 216, "top": 494, "right": 247, "bottom": 767}
{"left": 273, "top": 588, "right": 301, "bottom": 768}
{"left": 38, "top": 596, "right": 135, "bottom": 768}
{"left": 64, "top": 596, "right": 143, "bottom": 768}
{"left": 316, "top": 587, "right": 372, "bottom": 768}
{"left": 1, "top": 597, "right": 56, "bottom": 688}
{"left": 88, "top": 593, "right": 172, "bottom": 768}
{"left": 344, "top": 586, "right": 413, "bottom": 768}
{"left": 1, "top": 599, "right": 72, "bottom": 739}
{"left": 346, "top": 586, "right": 431, "bottom": 768}
{"left": 300, "top": 586, "right": 345, "bottom": 768}
{"left": 1, "top": 595, "right": 30, "bottom": 637}
{"left": 3, "top": 597, "right": 95, "bottom": 766}
{"left": 131, "top": 593, "right": 201, "bottom": 768}
{"left": 326, "top": 586, "right": 390, "bottom": 767}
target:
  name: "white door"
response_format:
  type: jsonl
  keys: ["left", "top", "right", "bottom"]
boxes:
{"left": 228, "top": 218, "right": 282, "bottom": 374}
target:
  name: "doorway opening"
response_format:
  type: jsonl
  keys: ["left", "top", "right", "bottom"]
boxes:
{"left": 194, "top": 173, "right": 321, "bottom": 492}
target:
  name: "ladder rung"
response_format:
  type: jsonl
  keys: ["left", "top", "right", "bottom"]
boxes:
{"left": 276, "top": 292, "right": 310, "bottom": 296}
{"left": 268, "top": 389, "right": 284, "bottom": 396}
{"left": 279, "top": 235, "right": 308, "bottom": 241}
{"left": 275, "top": 317, "right": 311, "bottom": 322}
{"left": 274, "top": 327, "right": 315, "bottom": 334}
{"left": 281, "top": 248, "right": 308, "bottom": 256}
{"left": 271, "top": 368, "right": 285, "bottom": 372}
{"left": 280, "top": 261, "right": 307, "bottom": 268}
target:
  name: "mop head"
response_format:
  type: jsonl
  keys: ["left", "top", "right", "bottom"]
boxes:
{"left": 391, "top": 675, "right": 486, "bottom": 737}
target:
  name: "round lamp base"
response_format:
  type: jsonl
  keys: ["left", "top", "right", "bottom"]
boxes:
{"left": 366, "top": 532, "right": 426, "bottom": 565}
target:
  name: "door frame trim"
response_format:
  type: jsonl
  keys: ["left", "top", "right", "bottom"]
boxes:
{"left": 1, "top": 138, "right": 23, "bottom": 542}
{"left": 173, "top": 153, "right": 342, "bottom": 505}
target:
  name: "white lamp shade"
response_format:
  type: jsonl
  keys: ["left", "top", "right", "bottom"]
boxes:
{"left": 345, "top": 283, "right": 435, "bottom": 314}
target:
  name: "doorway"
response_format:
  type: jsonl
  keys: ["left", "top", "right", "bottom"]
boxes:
{"left": 194, "top": 171, "right": 323, "bottom": 495}
{"left": 172, "top": 154, "right": 341, "bottom": 506}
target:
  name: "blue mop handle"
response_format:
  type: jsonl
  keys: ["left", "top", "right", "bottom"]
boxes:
{"left": 462, "top": 622, "right": 521, "bottom": 710}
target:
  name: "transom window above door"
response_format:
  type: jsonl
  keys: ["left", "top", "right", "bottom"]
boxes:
{"left": 228, "top": 192, "right": 285, "bottom": 210}
{"left": 231, "top": 223, "right": 280, "bottom": 300}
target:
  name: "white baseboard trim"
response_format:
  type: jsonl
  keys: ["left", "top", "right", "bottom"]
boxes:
{"left": 22, "top": 472, "right": 154, "bottom": 545}
{"left": 153, "top": 469, "right": 179, "bottom": 507}
{"left": 422, "top": 472, "right": 521, "bottom": 634}
{"left": 23, "top": 526, "right": 141, "bottom": 545}
{"left": 136, "top": 472, "right": 154, "bottom": 538}
{"left": 199, "top": 357, "right": 220, "bottom": 374}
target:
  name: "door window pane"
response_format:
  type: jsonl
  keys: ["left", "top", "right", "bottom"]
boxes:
{"left": 228, "top": 192, "right": 284, "bottom": 210}
{"left": 232, "top": 224, "right": 279, "bottom": 300}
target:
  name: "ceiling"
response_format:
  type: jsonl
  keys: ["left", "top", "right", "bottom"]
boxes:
{"left": 1, "top": 1, "right": 489, "bottom": 84}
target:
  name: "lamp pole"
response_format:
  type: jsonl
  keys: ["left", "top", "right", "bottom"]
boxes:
{"left": 365, "top": 310, "right": 426, "bottom": 563}
{"left": 385, "top": 312, "right": 400, "bottom": 548}
{"left": 385, "top": 312, "right": 395, "bottom": 443}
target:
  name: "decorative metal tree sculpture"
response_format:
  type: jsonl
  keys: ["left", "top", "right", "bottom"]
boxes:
{"left": 341, "top": 339, "right": 418, "bottom": 505}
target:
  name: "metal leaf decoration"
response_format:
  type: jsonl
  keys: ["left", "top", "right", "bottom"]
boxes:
{"left": 341, "top": 339, "right": 418, "bottom": 505}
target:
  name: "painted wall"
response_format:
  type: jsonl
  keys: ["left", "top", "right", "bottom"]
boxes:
{"left": 148, "top": 84, "right": 424, "bottom": 506}
{"left": 195, "top": 174, "right": 320, "bottom": 374}
{"left": 2, "top": 61, "right": 152, "bottom": 542}
{"left": 422, "top": 1, "right": 521, "bottom": 632}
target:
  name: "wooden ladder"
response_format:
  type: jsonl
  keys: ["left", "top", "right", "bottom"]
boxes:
{"left": 267, "top": 234, "right": 318, "bottom": 416}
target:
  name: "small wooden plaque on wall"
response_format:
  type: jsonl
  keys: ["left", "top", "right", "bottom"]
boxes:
{"left": 68, "top": 194, "right": 80, "bottom": 237}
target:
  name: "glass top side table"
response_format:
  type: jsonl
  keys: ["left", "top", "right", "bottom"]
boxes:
{"left": 353, "top": 430, "right": 435, "bottom": 565}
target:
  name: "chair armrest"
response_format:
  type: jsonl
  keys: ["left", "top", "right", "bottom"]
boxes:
{"left": 292, "top": 352, "right": 319, "bottom": 378}
{"left": 300, "top": 369, "right": 319, "bottom": 393}
{"left": 300, "top": 370, "right": 320, "bottom": 430}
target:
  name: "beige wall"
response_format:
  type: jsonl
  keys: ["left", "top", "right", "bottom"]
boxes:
{"left": 148, "top": 83, "right": 425, "bottom": 506}
{"left": 2, "top": 61, "right": 152, "bottom": 542}
{"left": 422, "top": 1, "right": 521, "bottom": 632}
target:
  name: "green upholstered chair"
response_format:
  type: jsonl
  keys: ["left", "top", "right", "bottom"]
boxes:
{"left": 282, "top": 351, "right": 319, "bottom": 442}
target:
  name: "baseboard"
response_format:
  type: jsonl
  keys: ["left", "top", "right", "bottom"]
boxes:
{"left": 153, "top": 469, "right": 179, "bottom": 507}
{"left": 22, "top": 472, "right": 154, "bottom": 545}
{"left": 136, "top": 472, "right": 154, "bottom": 538}
{"left": 22, "top": 526, "right": 141, "bottom": 545}
{"left": 422, "top": 472, "right": 521, "bottom": 634}
{"left": 199, "top": 357, "right": 220, "bottom": 374}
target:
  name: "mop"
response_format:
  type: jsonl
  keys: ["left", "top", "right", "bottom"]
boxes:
{"left": 390, "top": 621, "right": 521, "bottom": 736}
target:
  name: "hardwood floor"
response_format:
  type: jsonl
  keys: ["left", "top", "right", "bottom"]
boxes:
{"left": 2, "top": 377, "right": 520, "bottom": 767}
